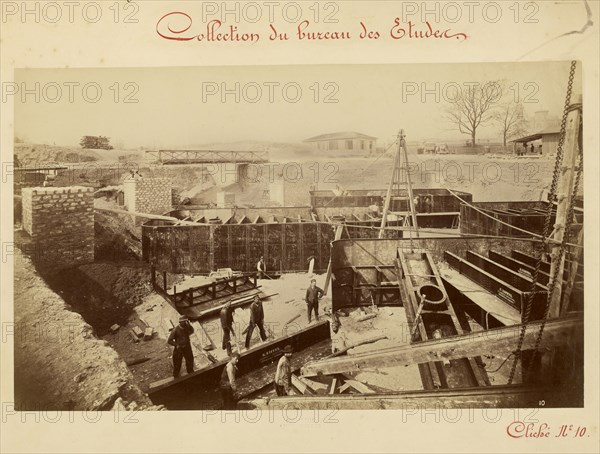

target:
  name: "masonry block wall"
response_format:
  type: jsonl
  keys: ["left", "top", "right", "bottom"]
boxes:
{"left": 21, "top": 186, "right": 94, "bottom": 270}
{"left": 124, "top": 177, "right": 172, "bottom": 214}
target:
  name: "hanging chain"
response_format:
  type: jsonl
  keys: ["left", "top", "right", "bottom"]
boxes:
{"left": 507, "top": 60, "right": 577, "bottom": 384}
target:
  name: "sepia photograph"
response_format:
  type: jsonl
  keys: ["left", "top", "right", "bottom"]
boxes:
{"left": 10, "top": 61, "right": 585, "bottom": 412}
{"left": 3, "top": 0, "right": 600, "bottom": 451}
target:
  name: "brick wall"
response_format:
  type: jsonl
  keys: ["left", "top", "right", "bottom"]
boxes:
{"left": 21, "top": 186, "right": 94, "bottom": 270}
{"left": 123, "top": 177, "right": 171, "bottom": 215}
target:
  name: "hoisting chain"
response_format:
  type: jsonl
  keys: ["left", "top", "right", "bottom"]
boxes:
{"left": 507, "top": 60, "right": 577, "bottom": 384}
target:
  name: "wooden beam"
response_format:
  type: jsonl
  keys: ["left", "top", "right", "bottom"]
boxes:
{"left": 239, "top": 384, "right": 580, "bottom": 410}
{"left": 329, "top": 377, "right": 338, "bottom": 394}
{"left": 561, "top": 229, "right": 583, "bottom": 316}
{"left": 550, "top": 100, "right": 581, "bottom": 318}
{"left": 291, "top": 375, "right": 314, "bottom": 395}
{"left": 191, "top": 321, "right": 215, "bottom": 351}
{"left": 301, "top": 316, "right": 582, "bottom": 377}
{"left": 340, "top": 375, "right": 375, "bottom": 394}
{"left": 323, "top": 225, "right": 344, "bottom": 295}
{"left": 327, "top": 335, "right": 388, "bottom": 358}
{"left": 95, "top": 207, "right": 198, "bottom": 225}
{"left": 189, "top": 292, "right": 277, "bottom": 320}
{"left": 338, "top": 382, "right": 352, "bottom": 394}
{"left": 297, "top": 376, "right": 329, "bottom": 393}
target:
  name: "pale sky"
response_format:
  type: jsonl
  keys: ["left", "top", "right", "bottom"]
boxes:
{"left": 15, "top": 61, "right": 580, "bottom": 148}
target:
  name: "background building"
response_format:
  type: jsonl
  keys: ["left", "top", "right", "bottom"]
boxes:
{"left": 304, "top": 131, "right": 377, "bottom": 154}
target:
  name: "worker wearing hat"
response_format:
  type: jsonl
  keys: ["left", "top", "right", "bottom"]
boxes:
{"left": 274, "top": 345, "right": 293, "bottom": 396}
{"left": 305, "top": 279, "right": 324, "bottom": 323}
{"left": 220, "top": 301, "right": 236, "bottom": 356}
{"left": 245, "top": 295, "right": 267, "bottom": 349}
{"left": 167, "top": 315, "right": 195, "bottom": 378}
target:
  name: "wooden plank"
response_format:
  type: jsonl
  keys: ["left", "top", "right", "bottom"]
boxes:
{"left": 341, "top": 376, "right": 375, "bottom": 394}
{"left": 297, "top": 376, "right": 329, "bottom": 393}
{"left": 301, "top": 315, "right": 582, "bottom": 377}
{"left": 191, "top": 321, "right": 215, "bottom": 351}
{"left": 291, "top": 375, "right": 313, "bottom": 395}
{"left": 338, "top": 382, "right": 352, "bottom": 394}
{"left": 188, "top": 292, "right": 277, "bottom": 320}
{"left": 143, "top": 327, "right": 154, "bottom": 340}
{"left": 329, "top": 377, "right": 338, "bottom": 394}
{"left": 284, "top": 314, "right": 301, "bottom": 327}
{"left": 163, "top": 319, "right": 174, "bottom": 334}
{"left": 356, "top": 313, "right": 377, "bottom": 322}
{"left": 188, "top": 326, "right": 206, "bottom": 353}
{"left": 326, "top": 335, "right": 388, "bottom": 358}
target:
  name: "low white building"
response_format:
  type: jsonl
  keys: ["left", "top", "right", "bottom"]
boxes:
{"left": 304, "top": 131, "right": 377, "bottom": 154}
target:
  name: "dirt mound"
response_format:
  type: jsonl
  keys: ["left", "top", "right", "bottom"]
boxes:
{"left": 94, "top": 206, "right": 143, "bottom": 261}
{"left": 44, "top": 262, "right": 153, "bottom": 336}
{"left": 13, "top": 250, "right": 155, "bottom": 410}
{"left": 15, "top": 142, "right": 101, "bottom": 165}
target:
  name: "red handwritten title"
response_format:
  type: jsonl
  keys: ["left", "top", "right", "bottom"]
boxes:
{"left": 156, "top": 12, "right": 468, "bottom": 43}
{"left": 506, "top": 421, "right": 590, "bottom": 439}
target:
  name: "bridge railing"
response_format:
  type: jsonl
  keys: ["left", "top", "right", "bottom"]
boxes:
{"left": 145, "top": 149, "right": 269, "bottom": 164}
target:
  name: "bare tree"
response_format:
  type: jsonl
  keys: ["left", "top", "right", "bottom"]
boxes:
{"left": 444, "top": 81, "right": 502, "bottom": 146}
{"left": 493, "top": 101, "right": 529, "bottom": 147}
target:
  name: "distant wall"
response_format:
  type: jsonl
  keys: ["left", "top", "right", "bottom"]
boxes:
{"left": 330, "top": 237, "right": 539, "bottom": 309}
{"left": 21, "top": 186, "right": 94, "bottom": 270}
{"left": 312, "top": 188, "right": 471, "bottom": 214}
{"left": 168, "top": 206, "right": 312, "bottom": 222}
{"left": 460, "top": 201, "right": 553, "bottom": 237}
{"left": 142, "top": 221, "right": 336, "bottom": 274}
{"left": 124, "top": 177, "right": 171, "bottom": 214}
{"left": 331, "top": 237, "right": 539, "bottom": 269}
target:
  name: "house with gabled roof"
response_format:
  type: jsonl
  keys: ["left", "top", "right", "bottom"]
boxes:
{"left": 304, "top": 131, "right": 377, "bottom": 153}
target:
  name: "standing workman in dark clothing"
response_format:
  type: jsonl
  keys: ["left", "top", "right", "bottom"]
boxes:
{"left": 220, "top": 301, "right": 235, "bottom": 356}
{"left": 245, "top": 295, "right": 267, "bottom": 349}
{"left": 167, "top": 315, "right": 195, "bottom": 378}
{"left": 305, "top": 279, "right": 324, "bottom": 323}
{"left": 220, "top": 353, "right": 240, "bottom": 409}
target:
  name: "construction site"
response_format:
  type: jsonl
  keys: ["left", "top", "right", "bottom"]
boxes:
{"left": 12, "top": 64, "right": 585, "bottom": 412}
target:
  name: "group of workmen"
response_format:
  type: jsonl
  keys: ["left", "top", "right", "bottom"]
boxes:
{"left": 167, "top": 272, "right": 325, "bottom": 409}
